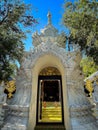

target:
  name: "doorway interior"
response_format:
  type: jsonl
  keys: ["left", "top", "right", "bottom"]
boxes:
{"left": 37, "top": 75, "right": 64, "bottom": 124}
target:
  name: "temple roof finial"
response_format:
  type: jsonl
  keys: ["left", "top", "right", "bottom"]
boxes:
{"left": 47, "top": 11, "right": 52, "bottom": 25}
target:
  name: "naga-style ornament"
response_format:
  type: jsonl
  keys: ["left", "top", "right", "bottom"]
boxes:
{"left": 4, "top": 80, "right": 16, "bottom": 98}
{"left": 85, "top": 79, "right": 93, "bottom": 96}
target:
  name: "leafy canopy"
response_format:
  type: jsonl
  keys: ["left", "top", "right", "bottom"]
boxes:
{"left": 80, "top": 57, "right": 98, "bottom": 78}
{"left": 63, "top": 0, "right": 98, "bottom": 64}
{"left": 0, "top": 0, "right": 37, "bottom": 81}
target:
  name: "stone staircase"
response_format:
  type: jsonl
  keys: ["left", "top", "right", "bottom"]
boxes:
{"left": 35, "top": 102, "right": 65, "bottom": 130}
{"left": 42, "top": 107, "right": 62, "bottom": 122}
{"left": 41, "top": 102, "right": 62, "bottom": 122}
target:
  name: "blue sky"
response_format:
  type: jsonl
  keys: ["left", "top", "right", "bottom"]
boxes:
{"left": 23, "top": 0, "right": 70, "bottom": 51}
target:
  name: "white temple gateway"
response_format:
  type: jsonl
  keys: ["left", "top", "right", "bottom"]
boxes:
{"left": 0, "top": 12, "right": 98, "bottom": 130}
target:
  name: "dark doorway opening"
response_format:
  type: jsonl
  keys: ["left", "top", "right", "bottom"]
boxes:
{"left": 37, "top": 76, "right": 64, "bottom": 124}
{"left": 43, "top": 80, "right": 59, "bottom": 102}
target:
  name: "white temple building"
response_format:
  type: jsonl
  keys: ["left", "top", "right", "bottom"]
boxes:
{"left": 0, "top": 12, "right": 98, "bottom": 130}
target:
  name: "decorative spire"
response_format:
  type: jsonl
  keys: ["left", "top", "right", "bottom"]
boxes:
{"left": 47, "top": 11, "right": 52, "bottom": 25}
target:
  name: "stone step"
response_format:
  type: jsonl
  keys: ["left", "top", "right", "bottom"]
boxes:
{"left": 42, "top": 114, "right": 61, "bottom": 117}
{"left": 42, "top": 110, "right": 61, "bottom": 114}
{"left": 42, "top": 108, "right": 61, "bottom": 112}
{"left": 42, "top": 106, "right": 61, "bottom": 111}
{"left": 42, "top": 112, "right": 61, "bottom": 115}
{"left": 34, "top": 125, "right": 66, "bottom": 130}
{"left": 41, "top": 119, "right": 62, "bottom": 122}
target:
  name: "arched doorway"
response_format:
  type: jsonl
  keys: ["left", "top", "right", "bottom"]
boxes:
{"left": 37, "top": 67, "right": 64, "bottom": 124}
{"left": 28, "top": 54, "right": 71, "bottom": 130}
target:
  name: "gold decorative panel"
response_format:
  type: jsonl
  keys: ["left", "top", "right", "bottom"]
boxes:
{"left": 39, "top": 67, "right": 61, "bottom": 76}
{"left": 4, "top": 80, "right": 16, "bottom": 98}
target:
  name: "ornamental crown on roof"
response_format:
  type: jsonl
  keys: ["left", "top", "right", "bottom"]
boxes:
{"left": 32, "top": 12, "right": 66, "bottom": 48}
{"left": 40, "top": 11, "right": 58, "bottom": 36}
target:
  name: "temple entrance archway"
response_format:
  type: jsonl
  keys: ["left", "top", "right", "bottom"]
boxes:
{"left": 28, "top": 54, "right": 71, "bottom": 130}
{"left": 37, "top": 67, "right": 64, "bottom": 123}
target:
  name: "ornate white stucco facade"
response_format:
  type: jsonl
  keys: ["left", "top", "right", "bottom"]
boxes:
{"left": 0, "top": 12, "right": 98, "bottom": 130}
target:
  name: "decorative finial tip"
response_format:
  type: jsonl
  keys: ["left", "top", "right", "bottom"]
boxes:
{"left": 47, "top": 11, "right": 52, "bottom": 25}
{"left": 47, "top": 11, "right": 51, "bottom": 17}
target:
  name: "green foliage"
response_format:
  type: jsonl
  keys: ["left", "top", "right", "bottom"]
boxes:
{"left": 63, "top": 0, "right": 98, "bottom": 64}
{"left": 80, "top": 57, "right": 98, "bottom": 78}
{"left": 0, "top": 0, "right": 37, "bottom": 81}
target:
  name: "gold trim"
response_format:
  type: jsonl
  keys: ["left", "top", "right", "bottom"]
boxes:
{"left": 39, "top": 67, "right": 61, "bottom": 76}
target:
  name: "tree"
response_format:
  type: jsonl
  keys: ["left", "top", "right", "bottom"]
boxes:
{"left": 0, "top": 0, "right": 37, "bottom": 81}
{"left": 63, "top": 0, "right": 98, "bottom": 64}
{"left": 80, "top": 57, "right": 98, "bottom": 78}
